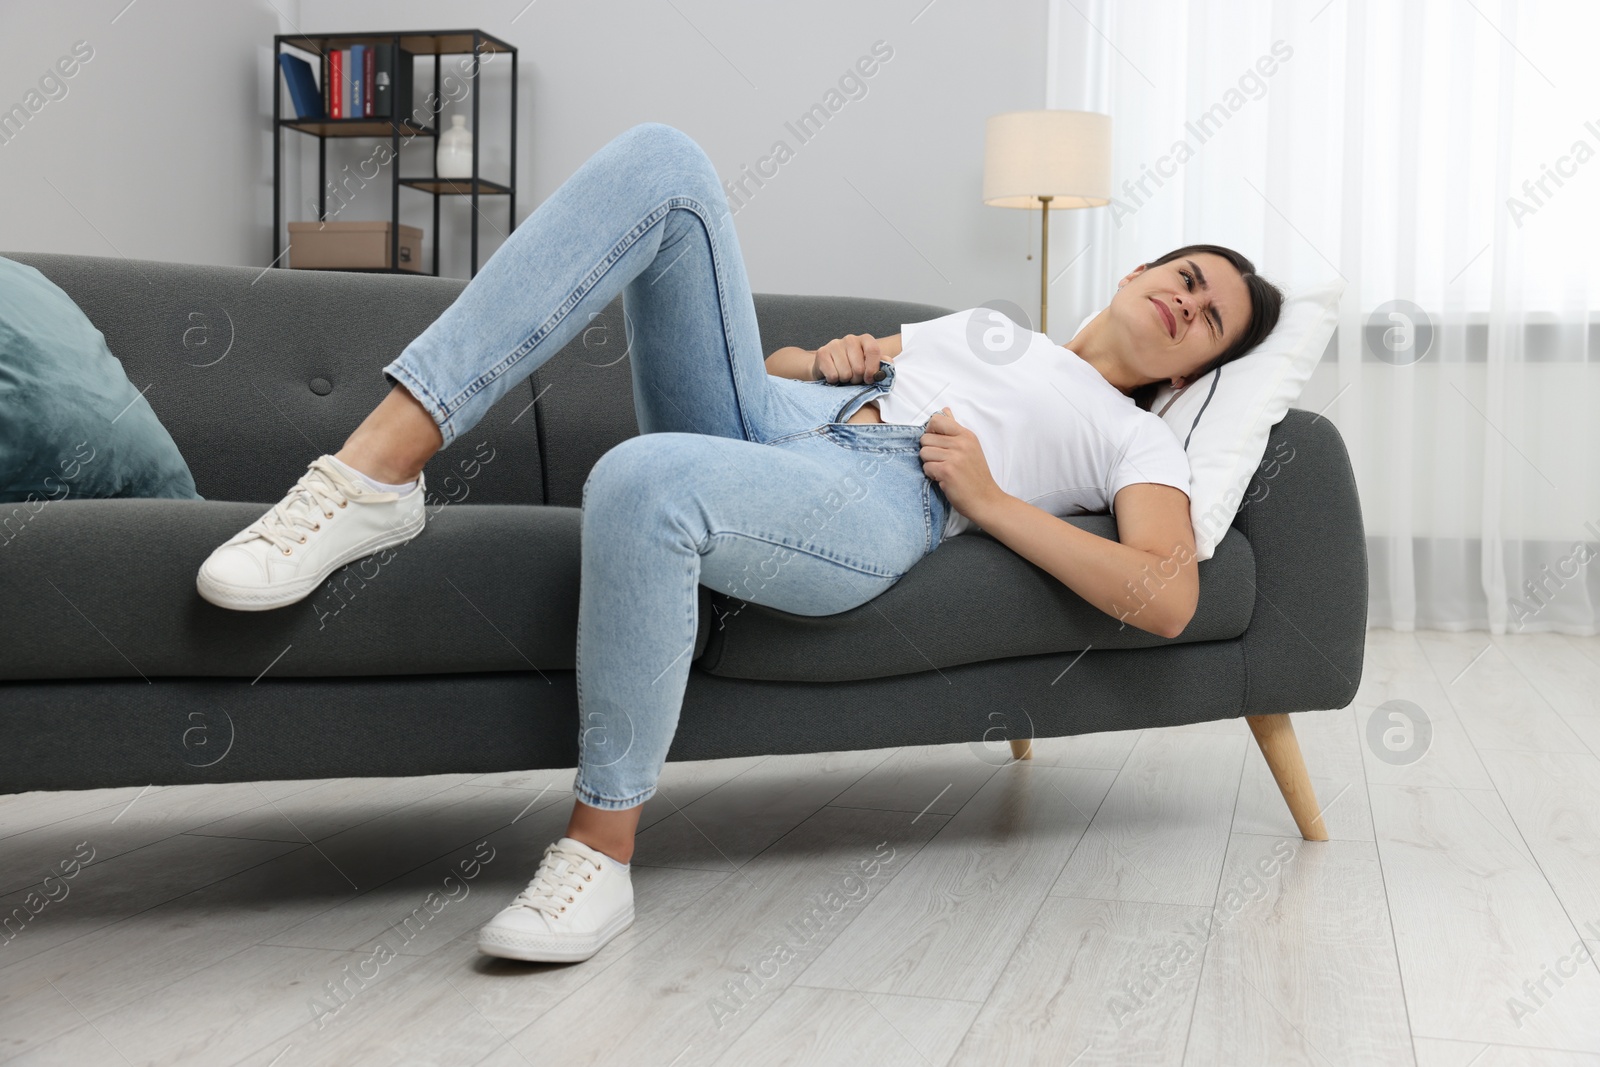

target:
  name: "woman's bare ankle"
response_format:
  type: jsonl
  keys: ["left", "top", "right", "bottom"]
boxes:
{"left": 566, "top": 798, "right": 642, "bottom": 866}
{"left": 570, "top": 834, "right": 633, "bottom": 866}
{"left": 333, "top": 444, "right": 421, "bottom": 485}
{"left": 336, "top": 384, "right": 443, "bottom": 483}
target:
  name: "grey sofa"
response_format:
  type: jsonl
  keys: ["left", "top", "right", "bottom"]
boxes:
{"left": 0, "top": 252, "right": 1367, "bottom": 840}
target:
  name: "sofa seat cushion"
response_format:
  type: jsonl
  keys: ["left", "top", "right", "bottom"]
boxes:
{"left": 3, "top": 502, "right": 1245, "bottom": 686}
{"left": 0, "top": 498, "right": 714, "bottom": 681}
{"left": 694, "top": 515, "right": 1256, "bottom": 682}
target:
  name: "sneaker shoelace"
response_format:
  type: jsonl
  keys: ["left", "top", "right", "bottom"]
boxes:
{"left": 510, "top": 841, "right": 601, "bottom": 919}
{"left": 248, "top": 456, "right": 373, "bottom": 555}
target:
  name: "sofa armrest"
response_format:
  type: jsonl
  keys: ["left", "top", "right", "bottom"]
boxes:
{"left": 1231, "top": 407, "right": 1369, "bottom": 714}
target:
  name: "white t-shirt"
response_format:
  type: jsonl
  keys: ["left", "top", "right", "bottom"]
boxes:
{"left": 872, "top": 309, "right": 1192, "bottom": 542}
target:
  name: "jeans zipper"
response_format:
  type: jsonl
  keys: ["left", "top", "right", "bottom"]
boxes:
{"left": 835, "top": 384, "right": 876, "bottom": 422}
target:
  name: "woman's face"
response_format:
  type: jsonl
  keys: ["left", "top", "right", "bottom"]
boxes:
{"left": 1113, "top": 253, "right": 1253, "bottom": 390}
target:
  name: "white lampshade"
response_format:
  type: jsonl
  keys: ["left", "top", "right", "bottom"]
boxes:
{"left": 982, "top": 110, "right": 1111, "bottom": 209}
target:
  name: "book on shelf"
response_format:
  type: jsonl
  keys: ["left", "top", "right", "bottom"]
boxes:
{"left": 276, "top": 54, "right": 324, "bottom": 120}
{"left": 350, "top": 45, "right": 365, "bottom": 116}
{"left": 372, "top": 46, "right": 413, "bottom": 122}
{"left": 325, "top": 48, "right": 342, "bottom": 118}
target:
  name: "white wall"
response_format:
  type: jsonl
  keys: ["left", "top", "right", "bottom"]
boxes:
{"left": 0, "top": 0, "right": 289, "bottom": 268}
{"left": 1, "top": 0, "right": 1058, "bottom": 316}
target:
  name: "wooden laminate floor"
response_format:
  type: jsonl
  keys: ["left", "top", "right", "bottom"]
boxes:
{"left": 3, "top": 628, "right": 1599, "bottom": 1066}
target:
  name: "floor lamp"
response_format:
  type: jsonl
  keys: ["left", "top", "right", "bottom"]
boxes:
{"left": 982, "top": 110, "right": 1111, "bottom": 336}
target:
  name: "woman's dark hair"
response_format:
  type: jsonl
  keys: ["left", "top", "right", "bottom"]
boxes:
{"left": 1127, "top": 243, "right": 1284, "bottom": 411}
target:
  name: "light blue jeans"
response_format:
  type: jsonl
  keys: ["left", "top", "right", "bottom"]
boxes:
{"left": 382, "top": 122, "right": 950, "bottom": 811}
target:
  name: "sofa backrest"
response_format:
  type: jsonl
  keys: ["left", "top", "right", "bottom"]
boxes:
{"left": 7, "top": 252, "right": 953, "bottom": 506}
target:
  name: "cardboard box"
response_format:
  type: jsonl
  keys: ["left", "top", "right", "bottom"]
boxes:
{"left": 287, "top": 221, "right": 424, "bottom": 272}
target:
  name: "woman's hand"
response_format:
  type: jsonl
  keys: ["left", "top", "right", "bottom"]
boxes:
{"left": 811, "top": 334, "right": 888, "bottom": 384}
{"left": 919, "top": 407, "right": 1005, "bottom": 520}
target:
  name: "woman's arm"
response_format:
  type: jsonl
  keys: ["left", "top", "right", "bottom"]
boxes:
{"left": 964, "top": 482, "right": 1199, "bottom": 639}
{"left": 765, "top": 333, "right": 902, "bottom": 381}
{"left": 764, "top": 346, "right": 817, "bottom": 380}
{"left": 918, "top": 411, "right": 1198, "bottom": 638}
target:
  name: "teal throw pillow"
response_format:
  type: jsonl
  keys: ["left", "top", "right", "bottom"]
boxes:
{"left": 0, "top": 255, "right": 202, "bottom": 503}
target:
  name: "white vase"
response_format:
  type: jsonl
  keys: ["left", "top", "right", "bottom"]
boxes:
{"left": 436, "top": 115, "right": 474, "bottom": 179}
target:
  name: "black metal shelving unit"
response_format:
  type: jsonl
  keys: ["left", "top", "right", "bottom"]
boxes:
{"left": 271, "top": 29, "right": 517, "bottom": 278}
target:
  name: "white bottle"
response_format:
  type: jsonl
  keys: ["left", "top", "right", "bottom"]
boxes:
{"left": 436, "top": 115, "right": 474, "bottom": 179}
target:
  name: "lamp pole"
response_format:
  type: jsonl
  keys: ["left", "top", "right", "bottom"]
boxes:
{"left": 1038, "top": 194, "right": 1053, "bottom": 334}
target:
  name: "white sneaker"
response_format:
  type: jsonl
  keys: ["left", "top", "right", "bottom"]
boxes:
{"left": 196, "top": 454, "right": 426, "bottom": 611}
{"left": 476, "top": 837, "right": 635, "bottom": 963}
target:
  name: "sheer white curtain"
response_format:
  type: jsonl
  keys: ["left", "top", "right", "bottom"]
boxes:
{"left": 1047, "top": 0, "right": 1600, "bottom": 635}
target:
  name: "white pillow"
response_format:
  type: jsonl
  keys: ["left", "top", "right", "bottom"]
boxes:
{"left": 1073, "top": 279, "right": 1343, "bottom": 561}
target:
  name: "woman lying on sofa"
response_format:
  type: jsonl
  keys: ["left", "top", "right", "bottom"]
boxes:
{"left": 195, "top": 122, "right": 1284, "bottom": 966}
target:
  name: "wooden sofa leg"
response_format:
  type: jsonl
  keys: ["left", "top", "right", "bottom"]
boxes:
{"left": 1245, "top": 714, "right": 1329, "bottom": 841}
{"left": 1009, "top": 739, "right": 1034, "bottom": 760}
